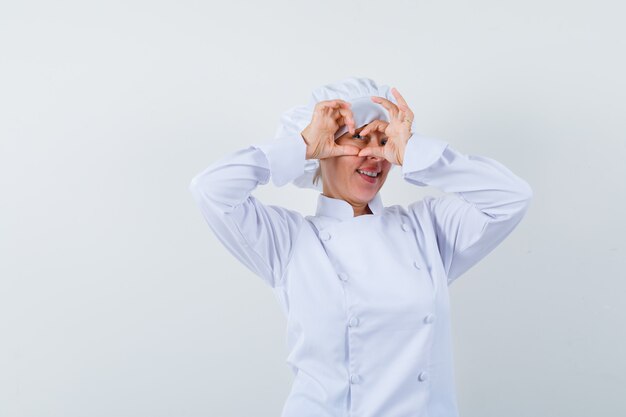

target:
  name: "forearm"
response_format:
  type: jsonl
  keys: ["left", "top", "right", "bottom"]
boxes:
{"left": 189, "top": 135, "right": 307, "bottom": 212}
{"left": 188, "top": 136, "right": 308, "bottom": 288}
{"left": 401, "top": 133, "right": 532, "bottom": 284}
{"left": 401, "top": 133, "right": 533, "bottom": 220}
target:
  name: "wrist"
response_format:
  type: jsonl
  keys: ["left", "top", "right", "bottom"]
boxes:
{"left": 301, "top": 134, "right": 313, "bottom": 160}
{"left": 301, "top": 129, "right": 319, "bottom": 160}
{"left": 394, "top": 133, "right": 412, "bottom": 166}
{"left": 397, "top": 143, "right": 406, "bottom": 166}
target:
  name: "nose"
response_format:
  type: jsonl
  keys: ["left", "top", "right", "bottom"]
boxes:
{"left": 364, "top": 138, "right": 384, "bottom": 160}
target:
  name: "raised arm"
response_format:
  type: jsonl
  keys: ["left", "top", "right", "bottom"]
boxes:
{"left": 189, "top": 99, "right": 361, "bottom": 288}
{"left": 188, "top": 136, "right": 308, "bottom": 288}
{"left": 359, "top": 88, "right": 532, "bottom": 285}
{"left": 401, "top": 134, "right": 533, "bottom": 285}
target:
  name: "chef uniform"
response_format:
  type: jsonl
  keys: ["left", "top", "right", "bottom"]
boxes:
{"left": 189, "top": 78, "right": 533, "bottom": 417}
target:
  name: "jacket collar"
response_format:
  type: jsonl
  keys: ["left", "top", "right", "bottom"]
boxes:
{"left": 315, "top": 192, "right": 384, "bottom": 221}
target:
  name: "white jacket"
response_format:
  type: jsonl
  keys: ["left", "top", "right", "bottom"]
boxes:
{"left": 189, "top": 132, "right": 533, "bottom": 417}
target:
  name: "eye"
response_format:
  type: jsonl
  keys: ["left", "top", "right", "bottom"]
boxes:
{"left": 352, "top": 133, "right": 362, "bottom": 139}
{"left": 381, "top": 138, "right": 388, "bottom": 146}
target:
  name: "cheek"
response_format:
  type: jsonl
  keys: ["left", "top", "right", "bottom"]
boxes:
{"left": 321, "top": 158, "right": 352, "bottom": 181}
{"left": 333, "top": 157, "right": 357, "bottom": 172}
{"left": 322, "top": 156, "right": 366, "bottom": 187}
{"left": 380, "top": 164, "right": 392, "bottom": 181}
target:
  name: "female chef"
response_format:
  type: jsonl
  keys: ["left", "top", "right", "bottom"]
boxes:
{"left": 189, "top": 77, "right": 533, "bottom": 417}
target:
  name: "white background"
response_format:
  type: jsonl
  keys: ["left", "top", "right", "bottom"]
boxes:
{"left": 1, "top": 1, "right": 625, "bottom": 416}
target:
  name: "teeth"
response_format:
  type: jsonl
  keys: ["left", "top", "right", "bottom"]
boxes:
{"left": 357, "top": 169, "right": 378, "bottom": 178}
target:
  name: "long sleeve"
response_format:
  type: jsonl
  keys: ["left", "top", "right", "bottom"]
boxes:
{"left": 401, "top": 133, "right": 533, "bottom": 285}
{"left": 188, "top": 135, "right": 308, "bottom": 288}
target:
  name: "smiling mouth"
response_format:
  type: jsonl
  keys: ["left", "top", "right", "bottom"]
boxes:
{"left": 356, "top": 169, "right": 379, "bottom": 183}
{"left": 357, "top": 169, "right": 379, "bottom": 177}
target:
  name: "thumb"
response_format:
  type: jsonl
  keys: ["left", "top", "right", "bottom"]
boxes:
{"left": 327, "top": 144, "right": 360, "bottom": 158}
{"left": 358, "top": 146, "right": 385, "bottom": 159}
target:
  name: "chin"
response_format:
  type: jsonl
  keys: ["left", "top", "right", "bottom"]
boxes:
{"left": 351, "top": 185, "right": 382, "bottom": 203}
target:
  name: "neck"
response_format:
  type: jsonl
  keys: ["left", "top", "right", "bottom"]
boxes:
{"left": 321, "top": 192, "right": 372, "bottom": 217}
{"left": 353, "top": 203, "right": 372, "bottom": 217}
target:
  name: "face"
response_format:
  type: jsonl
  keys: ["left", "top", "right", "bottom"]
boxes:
{"left": 319, "top": 124, "right": 392, "bottom": 208}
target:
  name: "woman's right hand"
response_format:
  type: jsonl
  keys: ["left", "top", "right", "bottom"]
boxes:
{"left": 301, "top": 99, "right": 360, "bottom": 160}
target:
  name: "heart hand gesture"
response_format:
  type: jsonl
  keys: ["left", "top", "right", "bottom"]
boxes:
{"left": 358, "top": 88, "right": 415, "bottom": 166}
{"left": 300, "top": 99, "right": 360, "bottom": 160}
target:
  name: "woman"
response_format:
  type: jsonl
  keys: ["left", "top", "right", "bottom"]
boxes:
{"left": 189, "top": 77, "right": 532, "bottom": 417}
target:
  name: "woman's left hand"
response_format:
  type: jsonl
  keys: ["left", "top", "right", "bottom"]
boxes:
{"left": 358, "top": 88, "right": 415, "bottom": 165}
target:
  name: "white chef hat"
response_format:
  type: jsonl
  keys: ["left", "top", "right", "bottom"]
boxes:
{"left": 274, "top": 77, "right": 403, "bottom": 190}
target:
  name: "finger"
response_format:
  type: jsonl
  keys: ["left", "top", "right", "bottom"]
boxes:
{"left": 396, "top": 106, "right": 406, "bottom": 123}
{"left": 334, "top": 113, "right": 354, "bottom": 136}
{"left": 397, "top": 103, "right": 414, "bottom": 118}
{"left": 325, "top": 98, "right": 349, "bottom": 106}
{"left": 333, "top": 100, "right": 352, "bottom": 112}
{"left": 326, "top": 144, "right": 360, "bottom": 158}
{"left": 337, "top": 107, "right": 356, "bottom": 135}
{"left": 326, "top": 101, "right": 354, "bottom": 127}
{"left": 392, "top": 91, "right": 415, "bottom": 126}
{"left": 371, "top": 96, "right": 399, "bottom": 117}
{"left": 359, "top": 123, "right": 371, "bottom": 137}
{"left": 358, "top": 146, "right": 386, "bottom": 159}
{"left": 391, "top": 87, "right": 409, "bottom": 107}
{"left": 318, "top": 99, "right": 351, "bottom": 111}
{"left": 397, "top": 104, "right": 414, "bottom": 124}
{"left": 360, "top": 120, "right": 387, "bottom": 137}
{"left": 328, "top": 104, "right": 349, "bottom": 120}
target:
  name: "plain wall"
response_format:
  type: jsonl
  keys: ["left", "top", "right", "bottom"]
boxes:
{"left": 1, "top": 0, "right": 625, "bottom": 416}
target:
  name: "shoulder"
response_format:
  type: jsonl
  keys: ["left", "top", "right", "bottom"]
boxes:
{"left": 382, "top": 197, "right": 436, "bottom": 218}
{"left": 262, "top": 201, "right": 306, "bottom": 222}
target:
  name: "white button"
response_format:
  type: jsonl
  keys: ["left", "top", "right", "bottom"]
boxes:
{"left": 319, "top": 230, "right": 331, "bottom": 241}
{"left": 401, "top": 223, "right": 410, "bottom": 231}
{"left": 350, "top": 374, "right": 361, "bottom": 384}
{"left": 338, "top": 272, "right": 349, "bottom": 282}
{"left": 348, "top": 316, "right": 360, "bottom": 327}
{"left": 413, "top": 260, "right": 421, "bottom": 270}
{"left": 418, "top": 371, "right": 428, "bottom": 381}
{"left": 424, "top": 314, "right": 435, "bottom": 324}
